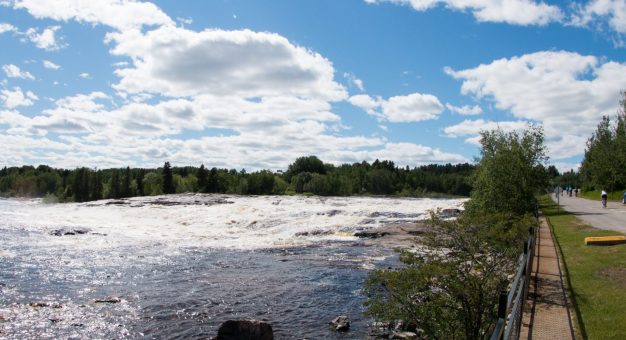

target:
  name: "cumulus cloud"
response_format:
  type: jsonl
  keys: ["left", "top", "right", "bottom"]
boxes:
{"left": 1, "top": 87, "right": 38, "bottom": 108}
{"left": 11, "top": 0, "right": 174, "bottom": 31}
{"left": 25, "top": 25, "right": 64, "bottom": 50}
{"left": 106, "top": 27, "right": 347, "bottom": 100}
{"left": 349, "top": 92, "right": 444, "bottom": 122}
{"left": 444, "top": 119, "right": 531, "bottom": 143}
{"left": 2, "top": 64, "right": 35, "bottom": 80}
{"left": 1, "top": 0, "right": 468, "bottom": 169}
{"left": 79, "top": 72, "right": 91, "bottom": 79}
{"left": 365, "top": 0, "right": 563, "bottom": 25}
{"left": 570, "top": 0, "right": 626, "bottom": 34}
{"left": 42, "top": 60, "right": 60, "bottom": 69}
{"left": 446, "top": 103, "right": 482, "bottom": 115}
{"left": 0, "top": 22, "right": 16, "bottom": 34}
{"left": 445, "top": 50, "right": 626, "bottom": 159}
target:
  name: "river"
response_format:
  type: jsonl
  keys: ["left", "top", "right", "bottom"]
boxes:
{"left": 0, "top": 194, "right": 465, "bottom": 339}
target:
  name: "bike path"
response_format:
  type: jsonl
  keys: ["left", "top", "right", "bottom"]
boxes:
{"left": 551, "top": 193, "right": 626, "bottom": 234}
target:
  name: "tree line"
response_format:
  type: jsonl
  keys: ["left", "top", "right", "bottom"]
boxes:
{"left": 0, "top": 158, "right": 474, "bottom": 202}
{"left": 579, "top": 92, "right": 626, "bottom": 193}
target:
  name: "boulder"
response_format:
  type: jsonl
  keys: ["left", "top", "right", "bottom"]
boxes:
{"left": 392, "top": 331, "right": 418, "bottom": 339}
{"left": 329, "top": 315, "right": 350, "bottom": 332}
{"left": 354, "top": 231, "right": 389, "bottom": 239}
{"left": 215, "top": 320, "right": 274, "bottom": 340}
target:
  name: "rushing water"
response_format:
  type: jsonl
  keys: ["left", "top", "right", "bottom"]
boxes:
{"left": 0, "top": 194, "right": 465, "bottom": 339}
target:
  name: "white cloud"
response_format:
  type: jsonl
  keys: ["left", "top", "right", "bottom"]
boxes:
{"left": 444, "top": 119, "right": 530, "bottom": 139}
{"left": 446, "top": 103, "right": 483, "bottom": 115}
{"left": 0, "top": 22, "right": 16, "bottom": 34}
{"left": 445, "top": 50, "right": 626, "bottom": 159}
{"left": 12, "top": 0, "right": 174, "bottom": 31}
{"left": 106, "top": 27, "right": 347, "bottom": 101}
{"left": 79, "top": 72, "right": 91, "bottom": 79}
{"left": 24, "top": 25, "right": 64, "bottom": 50}
{"left": 366, "top": 0, "right": 563, "bottom": 25}
{"left": 349, "top": 92, "right": 444, "bottom": 122}
{"left": 570, "top": 0, "right": 626, "bottom": 34}
{"left": 343, "top": 72, "right": 365, "bottom": 91}
{"left": 2, "top": 64, "right": 35, "bottom": 80}
{"left": 42, "top": 60, "right": 60, "bottom": 69}
{"left": 1, "top": 87, "right": 38, "bottom": 108}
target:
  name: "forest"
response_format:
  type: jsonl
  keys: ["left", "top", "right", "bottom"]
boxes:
{"left": 0, "top": 157, "right": 475, "bottom": 202}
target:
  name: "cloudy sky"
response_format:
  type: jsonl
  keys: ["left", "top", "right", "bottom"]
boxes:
{"left": 1, "top": 0, "right": 625, "bottom": 171}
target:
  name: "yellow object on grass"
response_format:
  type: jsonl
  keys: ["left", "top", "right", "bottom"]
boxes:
{"left": 584, "top": 236, "right": 626, "bottom": 246}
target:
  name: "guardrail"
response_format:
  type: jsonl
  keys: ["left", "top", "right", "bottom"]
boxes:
{"left": 490, "top": 225, "right": 535, "bottom": 340}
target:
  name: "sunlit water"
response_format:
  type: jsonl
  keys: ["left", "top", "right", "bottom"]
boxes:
{"left": 0, "top": 194, "right": 465, "bottom": 339}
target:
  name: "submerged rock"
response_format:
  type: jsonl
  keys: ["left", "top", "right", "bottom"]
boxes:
{"left": 94, "top": 297, "right": 121, "bottom": 304}
{"left": 329, "top": 315, "right": 350, "bottom": 332}
{"left": 215, "top": 320, "right": 274, "bottom": 340}
{"left": 50, "top": 227, "right": 91, "bottom": 236}
{"left": 391, "top": 331, "right": 418, "bottom": 339}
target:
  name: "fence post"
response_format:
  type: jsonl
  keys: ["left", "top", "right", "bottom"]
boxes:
{"left": 498, "top": 291, "right": 508, "bottom": 319}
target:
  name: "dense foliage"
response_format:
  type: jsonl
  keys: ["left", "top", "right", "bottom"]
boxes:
{"left": 465, "top": 125, "right": 549, "bottom": 216}
{"left": 365, "top": 213, "right": 532, "bottom": 339}
{"left": 0, "top": 158, "right": 474, "bottom": 202}
{"left": 364, "top": 125, "right": 547, "bottom": 339}
{"left": 579, "top": 92, "right": 626, "bottom": 192}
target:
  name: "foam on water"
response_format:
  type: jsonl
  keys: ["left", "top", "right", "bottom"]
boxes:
{"left": 0, "top": 193, "right": 466, "bottom": 251}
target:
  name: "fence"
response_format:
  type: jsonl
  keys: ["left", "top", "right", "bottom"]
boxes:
{"left": 490, "top": 225, "right": 535, "bottom": 340}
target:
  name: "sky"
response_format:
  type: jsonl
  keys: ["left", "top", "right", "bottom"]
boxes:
{"left": 0, "top": 0, "right": 625, "bottom": 172}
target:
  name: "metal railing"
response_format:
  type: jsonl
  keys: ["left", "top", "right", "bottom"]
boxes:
{"left": 490, "top": 225, "right": 535, "bottom": 340}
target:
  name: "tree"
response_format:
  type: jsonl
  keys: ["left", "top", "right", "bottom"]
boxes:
{"left": 109, "top": 170, "right": 121, "bottom": 199}
{"left": 122, "top": 166, "right": 132, "bottom": 198}
{"left": 364, "top": 213, "right": 531, "bottom": 339}
{"left": 285, "top": 156, "right": 326, "bottom": 182}
{"left": 466, "top": 125, "right": 548, "bottom": 216}
{"left": 197, "top": 164, "right": 208, "bottom": 193}
{"left": 580, "top": 92, "right": 626, "bottom": 192}
{"left": 136, "top": 168, "right": 145, "bottom": 196}
{"left": 162, "top": 161, "right": 175, "bottom": 194}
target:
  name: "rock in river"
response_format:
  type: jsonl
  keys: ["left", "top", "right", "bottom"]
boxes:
{"left": 329, "top": 315, "right": 350, "bottom": 332}
{"left": 215, "top": 320, "right": 274, "bottom": 340}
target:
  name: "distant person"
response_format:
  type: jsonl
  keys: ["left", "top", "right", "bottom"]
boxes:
{"left": 601, "top": 190, "right": 608, "bottom": 208}
{"left": 574, "top": 188, "right": 578, "bottom": 197}
{"left": 623, "top": 191, "right": 626, "bottom": 204}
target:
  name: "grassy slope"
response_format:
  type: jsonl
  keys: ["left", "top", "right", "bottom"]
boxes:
{"left": 580, "top": 190, "right": 626, "bottom": 202}
{"left": 540, "top": 196, "right": 626, "bottom": 339}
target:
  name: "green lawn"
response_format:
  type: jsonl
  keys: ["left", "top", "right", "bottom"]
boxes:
{"left": 540, "top": 196, "right": 626, "bottom": 339}
{"left": 580, "top": 190, "right": 626, "bottom": 202}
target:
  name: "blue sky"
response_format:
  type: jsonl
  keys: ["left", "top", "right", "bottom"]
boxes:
{"left": 0, "top": 0, "right": 625, "bottom": 171}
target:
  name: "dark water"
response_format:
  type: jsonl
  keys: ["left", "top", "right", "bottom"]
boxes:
{"left": 0, "top": 226, "right": 397, "bottom": 339}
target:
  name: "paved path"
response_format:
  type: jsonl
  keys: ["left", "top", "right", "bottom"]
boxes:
{"left": 551, "top": 193, "right": 626, "bottom": 234}
{"left": 520, "top": 216, "right": 575, "bottom": 340}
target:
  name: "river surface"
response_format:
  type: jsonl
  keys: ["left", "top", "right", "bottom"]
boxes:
{"left": 0, "top": 194, "right": 465, "bottom": 339}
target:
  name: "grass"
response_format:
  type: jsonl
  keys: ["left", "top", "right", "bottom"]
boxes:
{"left": 540, "top": 196, "right": 626, "bottom": 339}
{"left": 580, "top": 190, "right": 626, "bottom": 202}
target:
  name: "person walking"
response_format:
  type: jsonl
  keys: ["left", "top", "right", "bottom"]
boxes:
{"left": 601, "top": 190, "right": 608, "bottom": 208}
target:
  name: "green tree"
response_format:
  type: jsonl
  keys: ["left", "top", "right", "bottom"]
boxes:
{"left": 197, "top": 164, "right": 208, "bottom": 193}
{"left": 122, "top": 166, "right": 132, "bottom": 198}
{"left": 136, "top": 168, "right": 145, "bottom": 196}
{"left": 466, "top": 125, "right": 548, "bottom": 216}
{"left": 285, "top": 156, "right": 326, "bottom": 182}
{"left": 162, "top": 161, "right": 175, "bottom": 194}
{"left": 365, "top": 213, "right": 531, "bottom": 340}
